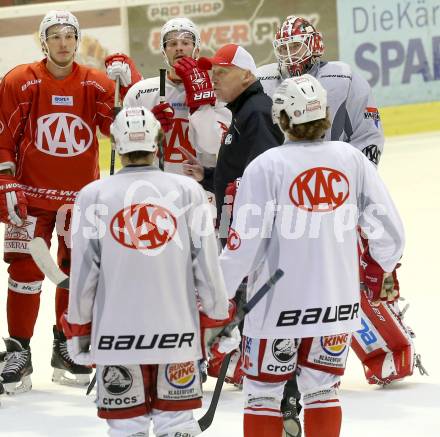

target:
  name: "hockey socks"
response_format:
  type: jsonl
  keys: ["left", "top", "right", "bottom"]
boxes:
{"left": 303, "top": 406, "right": 342, "bottom": 437}
{"left": 244, "top": 413, "right": 283, "bottom": 437}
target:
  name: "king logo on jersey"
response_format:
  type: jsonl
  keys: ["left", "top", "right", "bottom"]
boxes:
{"left": 289, "top": 167, "right": 349, "bottom": 212}
{"left": 165, "top": 362, "right": 196, "bottom": 389}
{"left": 320, "top": 334, "right": 349, "bottom": 356}
{"left": 35, "top": 113, "right": 93, "bottom": 157}
{"left": 110, "top": 203, "right": 177, "bottom": 250}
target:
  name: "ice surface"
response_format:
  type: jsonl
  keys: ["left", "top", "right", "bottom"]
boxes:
{"left": 0, "top": 131, "right": 439, "bottom": 436}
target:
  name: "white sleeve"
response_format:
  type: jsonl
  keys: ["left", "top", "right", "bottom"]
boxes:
{"left": 188, "top": 182, "right": 229, "bottom": 319}
{"left": 346, "top": 70, "right": 384, "bottom": 166}
{"left": 188, "top": 103, "right": 231, "bottom": 154}
{"left": 67, "top": 186, "right": 101, "bottom": 325}
{"left": 358, "top": 155, "right": 405, "bottom": 272}
{"left": 219, "top": 154, "right": 277, "bottom": 298}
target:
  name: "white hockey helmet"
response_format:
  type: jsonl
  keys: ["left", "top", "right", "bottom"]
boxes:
{"left": 160, "top": 17, "right": 200, "bottom": 55}
{"left": 272, "top": 74, "right": 327, "bottom": 126}
{"left": 110, "top": 107, "right": 161, "bottom": 155}
{"left": 39, "top": 10, "right": 80, "bottom": 46}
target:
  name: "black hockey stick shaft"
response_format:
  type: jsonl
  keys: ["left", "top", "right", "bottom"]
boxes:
{"left": 110, "top": 75, "right": 121, "bottom": 175}
{"left": 197, "top": 268, "right": 284, "bottom": 432}
{"left": 158, "top": 68, "right": 166, "bottom": 171}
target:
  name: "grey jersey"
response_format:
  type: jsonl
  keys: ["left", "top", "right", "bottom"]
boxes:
{"left": 256, "top": 62, "right": 384, "bottom": 165}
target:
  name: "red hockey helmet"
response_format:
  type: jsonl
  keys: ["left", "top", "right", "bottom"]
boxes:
{"left": 273, "top": 16, "right": 324, "bottom": 78}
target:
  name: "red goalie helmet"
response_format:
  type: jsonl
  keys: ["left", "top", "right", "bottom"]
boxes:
{"left": 273, "top": 16, "right": 324, "bottom": 78}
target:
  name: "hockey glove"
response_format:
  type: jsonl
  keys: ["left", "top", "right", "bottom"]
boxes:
{"left": 0, "top": 173, "right": 27, "bottom": 226}
{"left": 60, "top": 313, "right": 93, "bottom": 367}
{"left": 361, "top": 250, "right": 400, "bottom": 303}
{"left": 105, "top": 53, "right": 142, "bottom": 99}
{"left": 199, "top": 300, "right": 237, "bottom": 359}
{"left": 151, "top": 102, "right": 175, "bottom": 133}
{"left": 173, "top": 57, "right": 216, "bottom": 111}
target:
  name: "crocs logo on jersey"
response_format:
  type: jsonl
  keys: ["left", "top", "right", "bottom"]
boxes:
{"left": 289, "top": 167, "right": 349, "bottom": 212}
{"left": 35, "top": 113, "right": 93, "bottom": 157}
{"left": 321, "top": 334, "right": 349, "bottom": 356}
{"left": 110, "top": 203, "right": 177, "bottom": 250}
{"left": 165, "top": 362, "right": 196, "bottom": 389}
{"left": 272, "top": 339, "right": 296, "bottom": 363}
{"left": 226, "top": 227, "right": 241, "bottom": 250}
{"left": 102, "top": 366, "right": 133, "bottom": 395}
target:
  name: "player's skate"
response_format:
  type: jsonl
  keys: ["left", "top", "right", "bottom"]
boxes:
{"left": 51, "top": 326, "right": 92, "bottom": 386}
{"left": 0, "top": 337, "right": 33, "bottom": 394}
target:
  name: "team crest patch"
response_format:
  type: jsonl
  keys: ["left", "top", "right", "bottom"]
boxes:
{"left": 165, "top": 362, "right": 196, "bottom": 389}
{"left": 102, "top": 366, "right": 133, "bottom": 395}
{"left": 320, "top": 334, "right": 349, "bottom": 356}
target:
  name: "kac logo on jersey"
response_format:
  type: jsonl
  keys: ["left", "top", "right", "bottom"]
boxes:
{"left": 102, "top": 366, "right": 133, "bottom": 395}
{"left": 226, "top": 227, "right": 241, "bottom": 250}
{"left": 289, "top": 167, "right": 349, "bottom": 212}
{"left": 165, "top": 362, "right": 196, "bottom": 389}
{"left": 52, "top": 95, "right": 73, "bottom": 106}
{"left": 35, "top": 113, "right": 93, "bottom": 157}
{"left": 110, "top": 203, "right": 177, "bottom": 250}
{"left": 272, "top": 339, "right": 296, "bottom": 363}
{"left": 364, "top": 107, "right": 381, "bottom": 127}
{"left": 320, "top": 334, "right": 349, "bottom": 356}
{"left": 362, "top": 144, "right": 381, "bottom": 165}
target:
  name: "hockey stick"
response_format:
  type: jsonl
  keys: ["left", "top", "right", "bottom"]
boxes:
{"left": 197, "top": 268, "right": 284, "bottom": 432}
{"left": 158, "top": 68, "right": 167, "bottom": 171}
{"left": 110, "top": 75, "right": 121, "bottom": 176}
{"left": 29, "top": 237, "right": 70, "bottom": 289}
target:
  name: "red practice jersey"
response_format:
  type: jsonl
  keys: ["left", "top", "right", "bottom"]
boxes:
{"left": 0, "top": 60, "right": 115, "bottom": 210}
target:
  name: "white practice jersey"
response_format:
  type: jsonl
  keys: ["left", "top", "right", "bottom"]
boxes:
{"left": 257, "top": 62, "right": 384, "bottom": 165}
{"left": 124, "top": 75, "right": 231, "bottom": 173}
{"left": 220, "top": 140, "right": 404, "bottom": 339}
{"left": 68, "top": 166, "right": 229, "bottom": 365}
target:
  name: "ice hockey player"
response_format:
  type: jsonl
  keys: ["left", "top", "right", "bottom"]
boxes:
{"left": 0, "top": 10, "right": 120, "bottom": 393}
{"left": 256, "top": 15, "right": 424, "bottom": 435}
{"left": 62, "top": 106, "right": 237, "bottom": 436}
{"left": 219, "top": 75, "right": 405, "bottom": 437}
{"left": 106, "top": 17, "right": 230, "bottom": 178}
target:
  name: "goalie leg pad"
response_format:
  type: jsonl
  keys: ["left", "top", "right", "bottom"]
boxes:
{"left": 351, "top": 294, "right": 416, "bottom": 384}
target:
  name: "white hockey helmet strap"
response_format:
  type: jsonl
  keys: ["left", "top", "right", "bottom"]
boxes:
{"left": 111, "top": 107, "right": 161, "bottom": 155}
{"left": 160, "top": 17, "right": 200, "bottom": 64}
{"left": 272, "top": 74, "right": 327, "bottom": 127}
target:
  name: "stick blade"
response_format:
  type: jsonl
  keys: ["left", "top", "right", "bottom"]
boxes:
{"left": 28, "top": 237, "right": 70, "bottom": 288}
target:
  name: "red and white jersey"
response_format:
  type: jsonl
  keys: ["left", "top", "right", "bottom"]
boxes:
{"left": 0, "top": 60, "right": 115, "bottom": 211}
{"left": 257, "top": 62, "right": 384, "bottom": 166}
{"left": 220, "top": 140, "right": 404, "bottom": 339}
{"left": 68, "top": 165, "right": 229, "bottom": 365}
{"left": 124, "top": 74, "right": 231, "bottom": 173}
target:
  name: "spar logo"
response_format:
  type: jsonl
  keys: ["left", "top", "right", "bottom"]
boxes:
{"left": 320, "top": 334, "right": 349, "bottom": 356}
{"left": 165, "top": 362, "right": 196, "bottom": 389}
{"left": 35, "top": 113, "right": 93, "bottom": 157}
{"left": 110, "top": 203, "right": 177, "bottom": 250}
{"left": 289, "top": 167, "right": 349, "bottom": 212}
{"left": 164, "top": 118, "right": 196, "bottom": 163}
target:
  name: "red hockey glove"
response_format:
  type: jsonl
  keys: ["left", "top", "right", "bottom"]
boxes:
{"left": 224, "top": 177, "right": 241, "bottom": 218}
{"left": 105, "top": 53, "right": 142, "bottom": 100}
{"left": 60, "top": 313, "right": 93, "bottom": 367}
{"left": 173, "top": 57, "right": 216, "bottom": 111}
{"left": 361, "top": 250, "right": 400, "bottom": 303}
{"left": 0, "top": 174, "right": 27, "bottom": 226}
{"left": 151, "top": 102, "right": 175, "bottom": 133}
{"left": 199, "top": 300, "right": 237, "bottom": 359}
